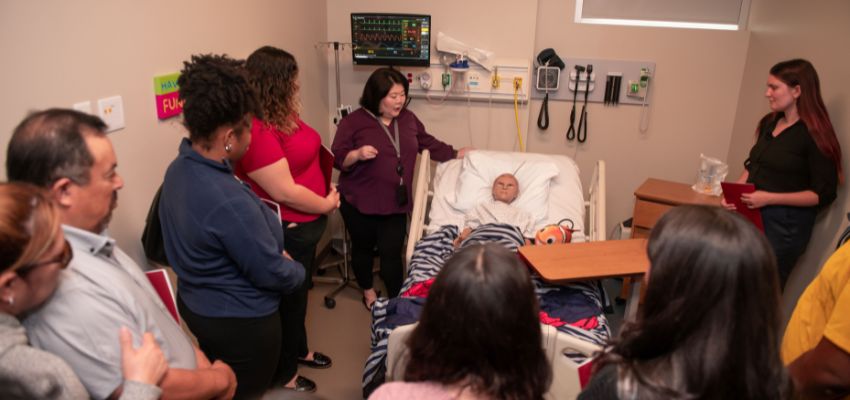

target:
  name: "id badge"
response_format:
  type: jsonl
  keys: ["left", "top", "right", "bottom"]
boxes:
{"left": 396, "top": 184, "right": 408, "bottom": 206}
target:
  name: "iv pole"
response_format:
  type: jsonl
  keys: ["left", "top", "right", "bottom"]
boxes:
{"left": 316, "top": 41, "right": 352, "bottom": 124}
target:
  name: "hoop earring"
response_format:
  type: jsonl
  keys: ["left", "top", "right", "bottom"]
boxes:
{"left": 224, "top": 143, "right": 232, "bottom": 153}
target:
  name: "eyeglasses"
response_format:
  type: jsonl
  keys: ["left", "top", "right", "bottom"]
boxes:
{"left": 17, "top": 240, "right": 73, "bottom": 276}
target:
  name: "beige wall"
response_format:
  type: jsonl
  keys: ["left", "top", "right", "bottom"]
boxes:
{"left": 0, "top": 0, "right": 330, "bottom": 266}
{"left": 324, "top": 0, "right": 539, "bottom": 151}
{"left": 727, "top": 0, "right": 850, "bottom": 316}
{"left": 531, "top": 0, "right": 751, "bottom": 237}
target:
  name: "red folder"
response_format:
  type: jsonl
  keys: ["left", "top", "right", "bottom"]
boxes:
{"left": 720, "top": 182, "right": 764, "bottom": 231}
{"left": 319, "top": 145, "right": 334, "bottom": 192}
{"left": 145, "top": 269, "right": 180, "bottom": 323}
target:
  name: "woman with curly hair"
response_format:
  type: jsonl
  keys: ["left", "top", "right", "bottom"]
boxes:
{"left": 234, "top": 46, "right": 338, "bottom": 393}
{"left": 159, "top": 53, "right": 305, "bottom": 399}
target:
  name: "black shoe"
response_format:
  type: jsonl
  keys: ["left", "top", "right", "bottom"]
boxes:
{"left": 298, "top": 352, "right": 332, "bottom": 369}
{"left": 285, "top": 376, "right": 316, "bottom": 393}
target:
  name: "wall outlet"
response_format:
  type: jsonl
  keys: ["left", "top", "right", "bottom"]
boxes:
{"left": 98, "top": 95, "right": 125, "bottom": 132}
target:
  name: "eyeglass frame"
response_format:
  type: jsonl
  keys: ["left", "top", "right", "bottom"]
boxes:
{"left": 17, "top": 239, "right": 73, "bottom": 276}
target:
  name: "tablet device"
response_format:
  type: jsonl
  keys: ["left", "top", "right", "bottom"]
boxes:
{"left": 720, "top": 182, "right": 764, "bottom": 231}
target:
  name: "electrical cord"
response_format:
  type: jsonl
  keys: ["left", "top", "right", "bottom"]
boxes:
{"left": 566, "top": 65, "right": 584, "bottom": 141}
{"left": 577, "top": 64, "right": 592, "bottom": 143}
{"left": 513, "top": 80, "right": 525, "bottom": 152}
{"left": 537, "top": 92, "right": 550, "bottom": 130}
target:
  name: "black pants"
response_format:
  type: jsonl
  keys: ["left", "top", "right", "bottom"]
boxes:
{"left": 274, "top": 215, "right": 327, "bottom": 385}
{"left": 178, "top": 296, "right": 280, "bottom": 400}
{"left": 339, "top": 197, "right": 407, "bottom": 298}
{"left": 761, "top": 205, "right": 816, "bottom": 290}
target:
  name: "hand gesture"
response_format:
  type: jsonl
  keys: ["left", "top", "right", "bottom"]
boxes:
{"left": 456, "top": 147, "right": 473, "bottom": 159}
{"left": 740, "top": 190, "right": 771, "bottom": 209}
{"left": 720, "top": 196, "right": 737, "bottom": 211}
{"left": 211, "top": 360, "right": 237, "bottom": 400}
{"left": 119, "top": 327, "right": 168, "bottom": 385}
{"left": 325, "top": 184, "right": 341, "bottom": 212}
{"left": 357, "top": 145, "right": 378, "bottom": 161}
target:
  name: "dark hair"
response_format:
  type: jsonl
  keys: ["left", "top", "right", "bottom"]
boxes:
{"left": 359, "top": 67, "right": 410, "bottom": 116}
{"left": 0, "top": 182, "right": 61, "bottom": 274}
{"left": 761, "top": 59, "right": 842, "bottom": 182}
{"left": 596, "top": 205, "right": 789, "bottom": 399}
{"left": 178, "top": 54, "right": 259, "bottom": 145}
{"left": 246, "top": 46, "right": 301, "bottom": 134}
{"left": 6, "top": 108, "right": 107, "bottom": 186}
{"left": 404, "top": 244, "right": 551, "bottom": 400}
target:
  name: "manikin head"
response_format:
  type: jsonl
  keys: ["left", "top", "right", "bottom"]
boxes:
{"left": 492, "top": 173, "right": 519, "bottom": 204}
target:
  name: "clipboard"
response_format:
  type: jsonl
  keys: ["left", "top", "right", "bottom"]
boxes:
{"left": 319, "top": 145, "right": 334, "bottom": 192}
{"left": 720, "top": 182, "right": 764, "bottom": 231}
{"left": 145, "top": 269, "right": 180, "bottom": 323}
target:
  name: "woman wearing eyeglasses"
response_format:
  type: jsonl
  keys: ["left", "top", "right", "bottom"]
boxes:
{"left": 0, "top": 182, "right": 167, "bottom": 400}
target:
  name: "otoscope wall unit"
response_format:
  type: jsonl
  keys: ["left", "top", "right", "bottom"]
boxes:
{"left": 530, "top": 58, "right": 655, "bottom": 106}
{"left": 398, "top": 59, "right": 531, "bottom": 103}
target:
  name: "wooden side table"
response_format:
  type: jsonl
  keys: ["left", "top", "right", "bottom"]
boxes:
{"left": 631, "top": 178, "right": 722, "bottom": 238}
{"left": 621, "top": 178, "right": 722, "bottom": 302}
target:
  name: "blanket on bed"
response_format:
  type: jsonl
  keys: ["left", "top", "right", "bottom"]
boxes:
{"left": 362, "top": 224, "right": 611, "bottom": 397}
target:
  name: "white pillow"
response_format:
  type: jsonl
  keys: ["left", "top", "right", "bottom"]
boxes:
{"left": 454, "top": 151, "right": 559, "bottom": 226}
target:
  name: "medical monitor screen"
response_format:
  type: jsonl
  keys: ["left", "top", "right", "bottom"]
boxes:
{"left": 351, "top": 13, "right": 431, "bottom": 67}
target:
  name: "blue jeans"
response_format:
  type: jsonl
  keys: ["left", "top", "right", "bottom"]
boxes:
{"left": 760, "top": 205, "right": 816, "bottom": 289}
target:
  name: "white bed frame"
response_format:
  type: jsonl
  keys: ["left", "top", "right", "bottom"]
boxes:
{"left": 406, "top": 150, "right": 606, "bottom": 263}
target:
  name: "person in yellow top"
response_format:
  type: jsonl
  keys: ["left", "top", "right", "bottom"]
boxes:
{"left": 782, "top": 241, "right": 850, "bottom": 399}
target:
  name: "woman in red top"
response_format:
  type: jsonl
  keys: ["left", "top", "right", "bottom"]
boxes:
{"left": 235, "top": 46, "right": 339, "bottom": 393}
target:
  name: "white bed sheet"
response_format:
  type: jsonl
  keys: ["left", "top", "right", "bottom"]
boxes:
{"left": 426, "top": 151, "right": 586, "bottom": 242}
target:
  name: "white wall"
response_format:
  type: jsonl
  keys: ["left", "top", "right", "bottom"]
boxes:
{"left": 727, "top": 0, "right": 850, "bottom": 317}
{"left": 531, "top": 0, "right": 751, "bottom": 236}
{"left": 324, "top": 0, "right": 539, "bottom": 151}
{"left": 0, "top": 0, "right": 330, "bottom": 266}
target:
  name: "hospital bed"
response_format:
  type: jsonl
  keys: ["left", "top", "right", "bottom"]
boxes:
{"left": 362, "top": 150, "right": 609, "bottom": 398}
{"left": 406, "top": 149, "right": 606, "bottom": 264}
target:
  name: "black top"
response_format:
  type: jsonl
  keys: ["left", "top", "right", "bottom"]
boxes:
{"left": 578, "top": 364, "right": 619, "bottom": 400}
{"left": 745, "top": 114, "right": 837, "bottom": 208}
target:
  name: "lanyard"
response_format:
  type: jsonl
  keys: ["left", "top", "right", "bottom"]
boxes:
{"left": 365, "top": 110, "right": 404, "bottom": 184}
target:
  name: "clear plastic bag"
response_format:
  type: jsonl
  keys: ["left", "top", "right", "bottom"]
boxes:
{"left": 692, "top": 153, "right": 728, "bottom": 196}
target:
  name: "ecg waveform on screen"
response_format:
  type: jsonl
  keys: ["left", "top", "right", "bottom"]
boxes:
{"left": 352, "top": 16, "right": 429, "bottom": 60}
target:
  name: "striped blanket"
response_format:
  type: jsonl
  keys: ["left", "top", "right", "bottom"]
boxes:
{"left": 362, "top": 224, "right": 611, "bottom": 396}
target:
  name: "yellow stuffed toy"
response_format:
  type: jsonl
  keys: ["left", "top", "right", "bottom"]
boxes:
{"left": 535, "top": 218, "right": 576, "bottom": 245}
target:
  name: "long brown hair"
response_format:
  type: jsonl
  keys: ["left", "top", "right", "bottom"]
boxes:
{"left": 595, "top": 206, "right": 790, "bottom": 399}
{"left": 0, "top": 183, "right": 61, "bottom": 274}
{"left": 762, "top": 59, "right": 843, "bottom": 182}
{"left": 404, "top": 244, "right": 551, "bottom": 399}
{"left": 246, "top": 46, "right": 301, "bottom": 134}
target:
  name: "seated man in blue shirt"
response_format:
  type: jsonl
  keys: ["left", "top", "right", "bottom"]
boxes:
{"left": 6, "top": 108, "right": 237, "bottom": 400}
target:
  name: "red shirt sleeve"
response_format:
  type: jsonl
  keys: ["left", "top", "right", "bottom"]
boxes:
{"left": 240, "top": 120, "right": 286, "bottom": 173}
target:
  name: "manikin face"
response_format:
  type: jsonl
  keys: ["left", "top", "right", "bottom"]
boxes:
{"left": 765, "top": 74, "right": 801, "bottom": 114}
{"left": 379, "top": 83, "right": 406, "bottom": 121}
{"left": 492, "top": 174, "right": 519, "bottom": 204}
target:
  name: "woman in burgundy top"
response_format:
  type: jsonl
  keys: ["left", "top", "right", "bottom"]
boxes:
{"left": 332, "top": 67, "right": 468, "bottom": 310}
{"left": 235, "top": 46, "right": 338, "bottom": 393}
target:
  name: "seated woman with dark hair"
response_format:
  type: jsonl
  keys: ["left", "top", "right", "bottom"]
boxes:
{"left": 369, "top": 243, "right": 551, "bottom": 400}
{"left": 579, "top": 205, "right": 791, "bottom": 400}
{"left": 158, "top": 54, "right": 304, "bottom": 398}
{"left": 0, "top": 182, "right": 167, "bottom": 400}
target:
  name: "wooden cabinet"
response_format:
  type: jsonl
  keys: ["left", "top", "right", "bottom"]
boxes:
{"left": 631, "top": 178, "right": 722, "bottom": 238}
{"left": 620, "top": 178, "right": 722, "bottom": 303}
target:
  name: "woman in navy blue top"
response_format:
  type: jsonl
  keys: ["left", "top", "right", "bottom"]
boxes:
{"left": 159, "top": 54, "right": 304, "bottom": 399}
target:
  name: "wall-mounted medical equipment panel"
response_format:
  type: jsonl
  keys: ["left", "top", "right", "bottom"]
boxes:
{"left": 399, "top": 59, "right": 531, "bottom": 103}
{"left": 530, "top": 57, "right": 654, "bottom": 106}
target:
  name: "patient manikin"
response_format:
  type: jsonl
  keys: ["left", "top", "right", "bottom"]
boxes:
{"left": 454, "top": 173, "right": 535, "bottom": 247}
